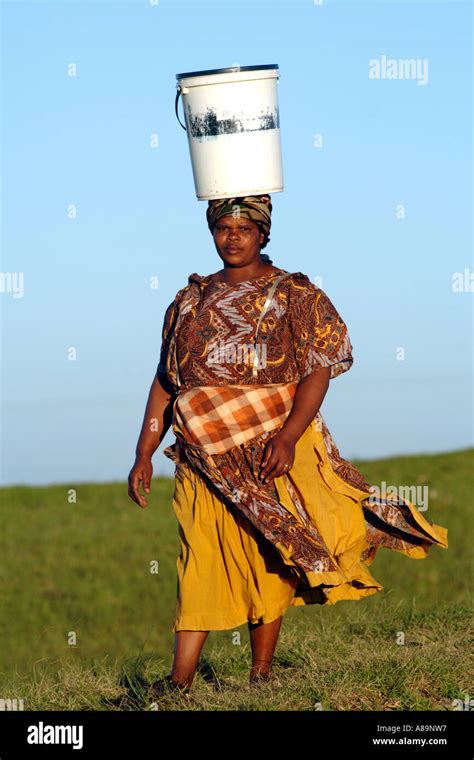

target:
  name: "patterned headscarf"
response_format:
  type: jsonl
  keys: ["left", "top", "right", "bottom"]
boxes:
{"left": 206, "top": 194, "right": 272, "bottom": 247}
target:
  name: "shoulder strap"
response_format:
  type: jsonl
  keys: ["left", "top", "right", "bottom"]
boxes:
{"left": 252, "top": 272, "right": 292, "bottom": 376}
{"left": 254, "top": 272, "right": 291, "bottom": 335}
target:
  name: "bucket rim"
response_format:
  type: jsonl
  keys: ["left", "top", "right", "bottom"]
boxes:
{"left": 176, "top": 64, "right": 279, "bottom": 80}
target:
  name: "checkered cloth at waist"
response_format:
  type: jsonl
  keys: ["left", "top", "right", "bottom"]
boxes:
{"left": 171, "top": 382, "right": 299, "bottom": 455}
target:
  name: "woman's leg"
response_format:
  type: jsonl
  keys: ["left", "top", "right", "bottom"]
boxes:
{"left": 170, "top": 630, "right": 209, "bottom": 687}
{"left": 248, "top": 615, "right": 283, "bottom": 682}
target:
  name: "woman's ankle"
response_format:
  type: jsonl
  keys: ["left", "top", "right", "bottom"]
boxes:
{"left": 249, "top": 658, "right": 273, "bottom": 680}
{"left": 170, "top": 669, "right": 195, "bottom": 689}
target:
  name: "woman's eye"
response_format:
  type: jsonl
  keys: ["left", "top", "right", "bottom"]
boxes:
{"left": 217, "top": 226, "right": 249, "bottom": 232}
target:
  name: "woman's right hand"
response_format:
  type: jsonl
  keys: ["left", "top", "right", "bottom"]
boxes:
{"left": 128, "top": 456, "right": 153, "bottom": 509}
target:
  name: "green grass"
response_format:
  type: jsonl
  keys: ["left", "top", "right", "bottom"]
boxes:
{"left": 0, "top": 448, "right": 472, "bottom": 711}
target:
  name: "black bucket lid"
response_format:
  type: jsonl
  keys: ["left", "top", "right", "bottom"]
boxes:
{"left": 176, "top": 64, "right": 279, "bottom": 79}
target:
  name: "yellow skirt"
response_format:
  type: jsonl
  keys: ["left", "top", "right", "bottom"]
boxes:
{"left": 170, "top": 419, "right": 448, "bottom": 632}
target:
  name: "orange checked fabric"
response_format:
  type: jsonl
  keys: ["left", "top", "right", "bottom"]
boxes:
{"left": 172, "top": 381, "right": 299, "bottom": 455}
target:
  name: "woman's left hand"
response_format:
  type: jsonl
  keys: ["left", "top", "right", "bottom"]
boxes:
{"left": 259, "top": 431, "right": 296, "bottom": 483}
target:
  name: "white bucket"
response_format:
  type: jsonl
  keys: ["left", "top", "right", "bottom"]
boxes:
{"left": 175, "top": 64, "right": 284, "bottom": 200}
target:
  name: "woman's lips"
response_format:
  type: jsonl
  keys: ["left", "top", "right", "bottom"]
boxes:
{"left": 226, "top": 246, "right": 242, "bottom": 252}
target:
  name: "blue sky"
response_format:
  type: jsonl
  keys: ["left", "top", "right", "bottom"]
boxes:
{"left": 1, "top": 0, "right": 472, "bottom": 486}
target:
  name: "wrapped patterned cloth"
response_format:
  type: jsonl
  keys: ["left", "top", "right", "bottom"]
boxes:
{"left": 173, "top": 381, "right": 298, "bottom": 454}
{"left": 156, "top": 268, "right": 448, "bottom": 632}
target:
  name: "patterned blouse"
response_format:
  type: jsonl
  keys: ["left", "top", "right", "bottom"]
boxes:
{"left": 156, "top": 269, "right": 354, "bottom": 393}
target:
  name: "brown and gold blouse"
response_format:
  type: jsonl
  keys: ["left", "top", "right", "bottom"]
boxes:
{"left": 157, "top": 269, "right": 354, "bottom": 393}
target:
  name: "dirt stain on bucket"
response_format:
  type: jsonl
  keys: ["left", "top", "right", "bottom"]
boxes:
{"left": 187, "top": 106, "right": 280, "bottom": 138}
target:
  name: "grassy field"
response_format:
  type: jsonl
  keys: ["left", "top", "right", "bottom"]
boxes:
{"left": 0, "top": 448, "right": 472, "bottom": 711}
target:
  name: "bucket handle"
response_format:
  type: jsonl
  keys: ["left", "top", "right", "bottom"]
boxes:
{"left": 174, "top": 85, "right": 187, "bottom": 131}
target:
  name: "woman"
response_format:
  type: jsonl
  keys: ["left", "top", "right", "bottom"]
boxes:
{"left": 128, "top": 194, "right": 448, "bottom": 698}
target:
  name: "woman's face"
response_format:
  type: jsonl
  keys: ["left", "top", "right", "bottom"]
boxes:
{"left": 212, "top": 215, "right": 265, "bottom": 266}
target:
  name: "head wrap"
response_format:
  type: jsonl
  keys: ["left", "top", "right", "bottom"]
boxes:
{"left": 206, "top": 194, "right": 272, "bottom": 247}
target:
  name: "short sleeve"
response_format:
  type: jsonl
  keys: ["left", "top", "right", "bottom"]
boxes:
{"left": 156, "top": 298, "right": 179, "bottom": 391}
{"left": 288, "top": 281, "right": 353, "bottom": 380}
